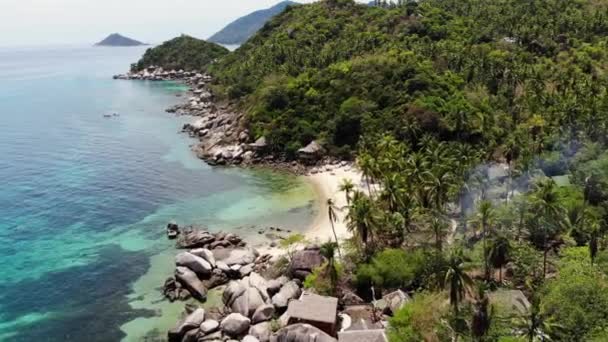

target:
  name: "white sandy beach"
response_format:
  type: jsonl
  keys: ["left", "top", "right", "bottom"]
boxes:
{"left": 257, "top": 164, "right": 363, "bottom": 256}
{"left": 305, "top": 164, "right": 363, "bottom": 243}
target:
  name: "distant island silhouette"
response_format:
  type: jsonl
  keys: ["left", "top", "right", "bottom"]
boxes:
{"left": 95, "top": 33, "right": 146, "bottom": 47}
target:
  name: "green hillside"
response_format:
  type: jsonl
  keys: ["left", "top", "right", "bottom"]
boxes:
{"left": 132, "top": 35, "right": 229, "bottom": 72}
{"left": 210, "top": 0, "right": 608, "bottom": 159}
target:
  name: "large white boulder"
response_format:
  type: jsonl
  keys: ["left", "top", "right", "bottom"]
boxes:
{"left": 220, "top": 313, "right": 251, "bottom": 337}
{"left": 176, "top": 252, "right": 213, "bottom": 276}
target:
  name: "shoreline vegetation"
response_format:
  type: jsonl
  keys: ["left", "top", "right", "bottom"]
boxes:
{"left": 112, "top": 0, "right": 608, "bottom": 340}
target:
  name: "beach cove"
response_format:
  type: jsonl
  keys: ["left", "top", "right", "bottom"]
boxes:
{"left": 0, "top": 45, "right": 325, "bottom": 341}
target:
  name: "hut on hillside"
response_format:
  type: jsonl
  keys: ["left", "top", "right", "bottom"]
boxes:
{"left": 248, "top": 136, "right": 268, "bottom": 153}
{"left": 297, "top": 140, "right": 324, "bottom": 162}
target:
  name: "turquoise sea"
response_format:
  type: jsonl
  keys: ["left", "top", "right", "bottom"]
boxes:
{"left": 0, "top": 45, "right": 317, "bottom": 341}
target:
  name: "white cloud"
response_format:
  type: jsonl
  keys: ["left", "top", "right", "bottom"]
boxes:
{"left": 0, "top": 0, "right": 321, "bottom": 46}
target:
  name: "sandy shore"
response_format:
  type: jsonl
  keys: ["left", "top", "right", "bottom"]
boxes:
{"left": 256, "top": 164, "right": 363, "bottom": 257}
{"left": 304, "top": 164, "right": 363, "bottom": 244}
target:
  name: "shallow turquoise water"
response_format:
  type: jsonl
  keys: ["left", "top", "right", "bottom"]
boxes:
{"left": 0, "top": 46, "right": 317, "bottom": 341}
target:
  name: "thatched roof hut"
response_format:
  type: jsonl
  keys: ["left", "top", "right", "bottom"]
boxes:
{"left": 297, "top": 140, "right": 324, "bottom": 161}
{"left": 248, "top": 136, "right": 268, "bottom": 151}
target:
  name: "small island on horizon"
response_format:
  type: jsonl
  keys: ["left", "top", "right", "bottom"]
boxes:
{"left": 95, "top": 33, "right": 147, "bottom": 47}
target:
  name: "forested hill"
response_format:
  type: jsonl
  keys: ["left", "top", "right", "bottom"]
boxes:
{"left": 208, "top": 1, "right": 299, "bottom": 45}
{"left": 131, "top": 35, "right": 229, "bottom": 72}
{"left": 209, "top": 0, "right": 608, "bottom": 159}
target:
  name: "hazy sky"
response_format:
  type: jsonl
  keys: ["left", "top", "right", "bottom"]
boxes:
{"left": 0, "top": 0, "right": 322, "bottom": 47}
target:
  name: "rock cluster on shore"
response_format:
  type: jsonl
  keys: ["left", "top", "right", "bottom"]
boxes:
{"left": 163, "top": 224, "right": 273, "bottom": 302}
{"left": 162, "top": 223, "right": 387, "bottom": 342}
{"left": 113, "top": 66, "right": 209, "bottom": 82}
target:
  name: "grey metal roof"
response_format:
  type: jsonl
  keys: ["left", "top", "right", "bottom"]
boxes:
{"left": 286, "top": 292, "right": 338, "bottom": 324}
{"left": 338, "top": 329, "right": 388, "bottom": 342}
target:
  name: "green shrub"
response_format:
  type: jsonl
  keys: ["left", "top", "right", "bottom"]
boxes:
{"left": 303, "top": 262, "right": 343, "bottom": 296}
{"left": 542, "top": 247, "right": 608, "bottom": 341}
{"left": 356, "top": 248, "right": 431, "bottom": 291}
{"left": 388, "top": 292, "right": 449, "bottom": 342}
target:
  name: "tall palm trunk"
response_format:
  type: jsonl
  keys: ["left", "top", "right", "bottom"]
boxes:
{"left": 330, "top": 219, "right": 342, "bottom": 259}
{"left": 365, "top": 175, "right": 373, "bottom": 196}
{"left": 542, "top": 210, "right": 548, "bottom": 279}
{"left": 483, "top": 218, "right": 490, "bottom": 282}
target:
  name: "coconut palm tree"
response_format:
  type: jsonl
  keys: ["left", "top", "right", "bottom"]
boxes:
{"left": 357, "top": 154, "right": 375, "bottom": 196}
{"left": 471, "top": 284, "right": 492, "bottom": 341}
{"left": 531, "top": 178, "right": 562, "bottom": 278}
{"left": 326, "top": 198, "right": 342, "bottom": 259}
{"left": 473, "top": 200, "right": 495, "bottom": 282}
{"left": 430, "top": 214, "right": 449, "bottom": 252}
{"left": 424, "top": 167, "right": 456, "bottom": 213}
{"left": 503, "top": 134, "right": 521, "bottom": 203}
{"left": 320, "top": 241, "right": 339, "bottom": 295}
{"left": 590, "top": 224, "right": 599, "bottom": 265}
{"left": 445, "top": 251, "right": 473, "bottom": 314}
{"left": 338, "top": 178, "right": 355, "bottom": 205}
{"left": 346, "top": 191, "right": 377, "bottom": 256}
{"left": 513, "top": 297, "right": 559, "bottom": 342}
{"left": 488, "top": 233, "right": 512, "bottom": 283}
{"left": 381, "top": 174, "right": 404, "bottom": 212}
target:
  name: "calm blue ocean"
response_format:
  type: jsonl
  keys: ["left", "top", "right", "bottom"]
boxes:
{"left": 0, "top": 45, "right": 316, "bottom": 341}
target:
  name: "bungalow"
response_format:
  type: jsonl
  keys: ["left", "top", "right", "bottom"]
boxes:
{"left": 248, "top": 136, "right": 268, "bottom": 152}
{"left": 297, "top": 140, "right": 325, "bottom": 162}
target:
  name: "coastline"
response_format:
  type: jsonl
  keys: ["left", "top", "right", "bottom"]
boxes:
{"left": 114, "top": 71, "right": 363, "bottom": 339}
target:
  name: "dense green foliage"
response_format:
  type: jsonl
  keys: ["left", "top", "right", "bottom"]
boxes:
{"left": 208, "top": 1, "right": 298, "bottom": 45}
{"left": 330, "top": 130, "right": 608, "bottom": 340}
{"left": 210, "top": 0, "right": 608, "bottom": 159}
{"left": 131, "top": 35, "right": 228, "bottom": 72}
{"left": 542, "top": 247, "right": 608, "bottom": 341}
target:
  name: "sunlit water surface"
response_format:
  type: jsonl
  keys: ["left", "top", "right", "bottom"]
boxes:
{"left": 0, "top": 45, "right": 316, "bottom": 341}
